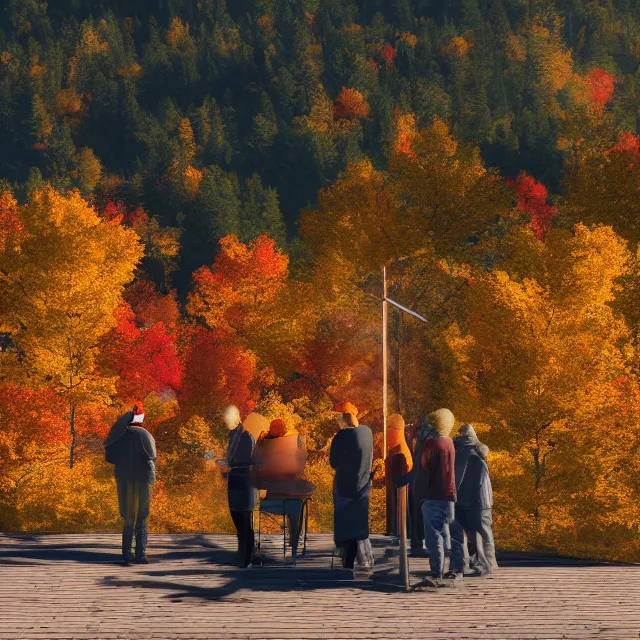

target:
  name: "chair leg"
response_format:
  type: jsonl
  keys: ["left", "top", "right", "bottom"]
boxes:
{"left": 302, "top": 499, "right": 309, "bottom": 558}
{"left": 283, "top": 500, "right": 286, "bottom": 560}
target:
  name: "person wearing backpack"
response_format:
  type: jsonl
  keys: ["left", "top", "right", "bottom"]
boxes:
{"left": 103, "top": 402, "right": 156, "bottom": 565}
{"left": 448, "top": 424, "right": 496, "bottom": 579}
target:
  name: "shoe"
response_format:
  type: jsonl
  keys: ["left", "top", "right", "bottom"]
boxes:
{"left": 466, "top": 567, "right": 490, "bottom": 577}
{"left": 443, "top": 570, "right": 463, "bottom": 581}
{"left": 414, "top": 576, "right": 441, "bottom": 589}
{"left": 134, "top": 555, "right": 150, "bottom": 564}
{"left": 122, "top": 553, "right": 134, "bottom": 566}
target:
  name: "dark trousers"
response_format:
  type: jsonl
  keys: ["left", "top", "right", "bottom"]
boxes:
{"left": 230, "top": 510, "right": 254, "bottom": 567}
{"left": 409, "top": 484, "right": 425, "bottom": 551}
{"left": 338, "top": 540, "right": 358, "bottom": 569}
{"left": 450, "top": 508, "right": 496, "bottom": 575}
{"left": 116, "top": 479, "right": 150, "bottom": 560}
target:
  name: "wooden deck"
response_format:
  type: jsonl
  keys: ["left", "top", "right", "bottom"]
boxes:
{"left": 1, "top": 533, "right": 639, "bottom": 640}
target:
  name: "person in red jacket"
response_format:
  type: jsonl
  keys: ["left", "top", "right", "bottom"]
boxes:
{"left": 415, "top": 408, "right": 456, "bottom": 584}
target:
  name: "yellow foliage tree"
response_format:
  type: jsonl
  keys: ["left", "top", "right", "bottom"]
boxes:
{"left": 445, "top": 223, "right": 636, "bottom": 548}
{"left": 0, "top": 187, "right": 143, "bottom": 467}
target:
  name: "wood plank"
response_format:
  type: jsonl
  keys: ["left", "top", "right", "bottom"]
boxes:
{"left": 1, "top": 533, "right": 639, "bottom": 639}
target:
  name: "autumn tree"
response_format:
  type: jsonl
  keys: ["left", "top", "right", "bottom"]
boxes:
{"left": 0, "top": 187, "right": 142, "bottom": 467}
{"left": 187, "top": 234, "right": 313, "bottom": 377}
{"left": 445, "top": 223, "right": 634, "bottom": 544}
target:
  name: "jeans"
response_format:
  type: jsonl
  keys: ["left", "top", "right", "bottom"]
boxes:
{"left": 230, "top": 510, "right": 254, "bottom": 567}
{"left": 421, "top": 500, "right": 455, "bottom": 578}
{"left": 450, "top": 508, "right": 496, "bottom": 575}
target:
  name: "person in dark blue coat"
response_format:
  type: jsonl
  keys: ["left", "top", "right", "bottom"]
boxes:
{"left": 329, "top": 402, "right": 373, "bottom": 571}
{"left": 219, "top": 405, "right": 257, "bottom": 568}
{"left": 103, "top": 402, "right": 156, "bottom": 565}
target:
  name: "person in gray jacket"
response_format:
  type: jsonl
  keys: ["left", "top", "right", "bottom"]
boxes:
{"left": 448, "top": 424, "right": 496, "bottom": 578}
{"left": 103, "top": 402, "right": 156, "bottom": 565}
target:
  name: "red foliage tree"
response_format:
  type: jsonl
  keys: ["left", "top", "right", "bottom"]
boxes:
{"left": 99, "top": 303, "right": 183, "bottom": 402}
{"left": 586, "top": 68, "right": 615, "bottom": 112}
{"left": 179, "top": 327, "right": 258, "bottom": 420}
{"left": 608, "top": 131, "right": 640, "bottom": 158}
{"left": 381, "top": 44, "right": 396, "bottom": 68}
{"left": 332, "top": 88, "right": 370, "bottom": 121}
{"left": 509, "top": 174, "right": 558, "bottom": 240}
{"left": 0, "top": 383, "right": 68, "bottom": 451}
{"left": 124, "top": 280, "right": 180, "bottom": 330}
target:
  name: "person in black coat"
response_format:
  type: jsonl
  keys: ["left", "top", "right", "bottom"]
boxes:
{"left": 103, "top": 402, "right": 156, "bottom": 565}
{"left": 329, "top": 402, "right": 373, "bottom": 570}
{"left": 219, "top": 404, "right": 257, "bottom": 568}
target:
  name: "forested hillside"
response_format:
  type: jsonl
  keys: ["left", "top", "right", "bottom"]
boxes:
{"left": 2, "top": 0, "right": 640, "bottom": 280}
{"left": 3, "top": 0, "right": 640, "bottom": 561}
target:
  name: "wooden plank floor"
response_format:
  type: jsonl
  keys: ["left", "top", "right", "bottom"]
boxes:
{"left": 1, "top": 533, "right": 639, "bottom": 640}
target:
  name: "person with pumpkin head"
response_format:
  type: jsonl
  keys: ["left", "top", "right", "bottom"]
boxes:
{"left": 103, "top": 402, "right": 156, "bottom": 565}
{"left": 329, "top": 402, "right": 374, "bottom": 572}
{"left": 385, "top": 413, "right": 413, "bottom": 535}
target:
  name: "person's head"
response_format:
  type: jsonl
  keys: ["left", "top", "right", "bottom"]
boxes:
{"left": 222, "top": 404, "right": 241, "bottom": 430}
{"left": 387, "top": 413, "right": 407, "bottom": 452}
{"left": 335, "top": 402, "right": 359, "bottom": 429}
{"left": 131, "top": 402, "right": 145, "bottom": 425}
{"left": 268, "top": 418, "right": 287, "bottom": 438}
{"left": 458, "top": 423, "right": 477, "bottom": 439}
{"left": 426, "top": 408, "right": 455, "bottom": 437}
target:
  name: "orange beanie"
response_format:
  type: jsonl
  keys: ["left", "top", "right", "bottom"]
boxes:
{"left": 335, "top": 401, "right": 358, "bottom": 417}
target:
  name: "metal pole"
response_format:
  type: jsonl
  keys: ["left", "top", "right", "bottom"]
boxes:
{"left": 398, "top": 484, "right": 410, "bottom": 591}
{"left": 382, "top": 266, "right": 388, "bottom": 461}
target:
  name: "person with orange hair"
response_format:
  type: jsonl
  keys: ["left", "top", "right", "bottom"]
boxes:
{"left": 104, "top": 402, "right": 156, "bottom": 565}
{"left": 330, "top": 402, "right": 373, "bottom": 572}
{"left": 385, "top": 413, "right": 413, "bottom": 535}
{"left": 253, "top": 418, "right": 310, "bottom": 558}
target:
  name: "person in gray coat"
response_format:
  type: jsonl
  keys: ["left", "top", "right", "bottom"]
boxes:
{"left": 104, "top": 402, "right": 156, "bottom": 565}
{"left": 448, "top": 424, "right": 497, "bottom": 578}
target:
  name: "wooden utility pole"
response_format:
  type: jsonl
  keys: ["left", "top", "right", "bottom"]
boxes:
{"left": 382, "top": 266, "right": 388, "bottom": 460}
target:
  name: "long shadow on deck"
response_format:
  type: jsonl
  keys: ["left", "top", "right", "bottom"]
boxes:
{"left": 0, "top": 534, "right": 237, "bottom": 567}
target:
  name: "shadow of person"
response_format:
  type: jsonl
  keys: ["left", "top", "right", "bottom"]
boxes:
{"left": 100, "top": 561, "right": 409, "bottom": 602}
{"left": 0, "top": 535, "right": 235, "bottom": 567}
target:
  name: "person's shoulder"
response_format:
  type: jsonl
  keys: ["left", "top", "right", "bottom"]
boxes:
{"left": 130, "top": 426, "right": 152, "bottom": 439}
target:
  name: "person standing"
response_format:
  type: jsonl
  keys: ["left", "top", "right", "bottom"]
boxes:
{"left": 385, "top": 413, "right": 413, "bottom": 536}
{"left": 220, "top": 404, "right": 257, "bottom": 568}
{"left": 415, "top": 408, "right": 456, "bottom": 585}
{"left": 329, "top": 402, "right": 374, "bottom": 572}
{"left": 104, "top": 402, "right": 156, "bottom": 566}
{"left": 449, "top": 424, "right": 496, "bottom": 578}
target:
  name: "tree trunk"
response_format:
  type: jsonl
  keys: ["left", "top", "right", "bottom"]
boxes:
{"left": 69, "top": 403, "right": 76, "bottom": 469}
{"left": 532, "top": 432, "right": 541, "bottom": 526}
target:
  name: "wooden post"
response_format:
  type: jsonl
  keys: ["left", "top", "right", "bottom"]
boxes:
{"left": 382, "top": 266, "right": 388, "bottom": 462}
{"left": 398, "top": 484, "right": 410, "bottom": 591}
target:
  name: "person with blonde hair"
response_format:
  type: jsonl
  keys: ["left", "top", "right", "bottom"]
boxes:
{"left": 219, "top": 404, "right": 257, "bottom": 568}
{"left": 415, "top": 408, "right": 456, "bottom": 585}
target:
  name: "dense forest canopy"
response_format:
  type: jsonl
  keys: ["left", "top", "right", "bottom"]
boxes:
{"left": 2, "top": 0, "right": 640, "bottom": 283}
{"left": 3, "top": 0, "right": 640, "bottom": 561}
